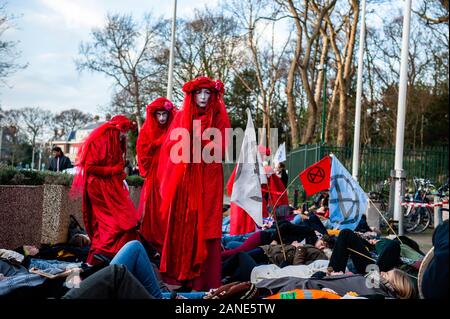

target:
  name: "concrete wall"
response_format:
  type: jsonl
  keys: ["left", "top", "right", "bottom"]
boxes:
{"left": 0, "top": 184, "right": 142, "bottom": 249}
{"left": 0, "top": 185, "right": 43, "bottom": 249}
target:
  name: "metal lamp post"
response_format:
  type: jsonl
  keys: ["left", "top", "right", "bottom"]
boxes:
{"left": 319, "top": 61, "right": 327, "bottom": 145}
{"left": 166, "top": 0, "right": 177, "bottom": 100}
{"left": 351, "top": 0, "right": 366, "bottom": 181}
{"left": 391, "top": 0, "right": 413, "bottom": 236}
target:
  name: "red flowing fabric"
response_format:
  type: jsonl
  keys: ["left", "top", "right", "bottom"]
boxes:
{"left": 226, "top": 164, "right": 289, "bottom": 235}
{"left": 265, "top": 171, "right": 289, "bottom": 207}
{"left": 226, "top": 166, "right": 257, "bottom": 235}
{"left": 136, "top": 98, "right": 176, "bottom": 252}
{"left": 70, "top": 115, "right": 140, "bottom": 264}
{"left": 157, "top": 77, "right": 230, "bottom": 288}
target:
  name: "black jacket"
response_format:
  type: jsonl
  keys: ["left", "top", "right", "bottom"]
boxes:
{"left": 422, "top": 220, "right": 448, "bottom": 299}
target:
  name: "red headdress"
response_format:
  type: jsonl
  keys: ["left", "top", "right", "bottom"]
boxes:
{"left": 136, "top": 97, "right": 176, "bottom": 178}
{"left": 158, "top": 77, "right": 229, "bottom": 208}
{"left": 70, "top": 115, "right": 136, "bottom": 199}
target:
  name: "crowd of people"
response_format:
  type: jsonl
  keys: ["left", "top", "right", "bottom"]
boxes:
{"left": 1, "top": 76, "right": 448, "bottom": 301}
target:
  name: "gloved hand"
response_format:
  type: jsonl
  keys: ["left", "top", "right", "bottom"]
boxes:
{"left": 111, "top": 164, "right": 124, "bottom": 176}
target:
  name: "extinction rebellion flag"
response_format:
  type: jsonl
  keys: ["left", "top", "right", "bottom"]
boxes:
{"left": 299, "top": 156, "right": 331, "bottom": 197}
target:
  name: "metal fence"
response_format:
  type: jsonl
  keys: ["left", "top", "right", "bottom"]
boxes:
{"left": 286, "top": 144, "right": 449, "bottom": 193}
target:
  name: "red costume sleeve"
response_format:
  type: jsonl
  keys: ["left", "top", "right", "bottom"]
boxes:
{"left": 137, "top": 132, "right": 165, "bottom": 178}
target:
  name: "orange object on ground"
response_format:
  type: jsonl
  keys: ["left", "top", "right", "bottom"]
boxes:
{"left": 266, "top": 289, "right": 341, "bottom": 299}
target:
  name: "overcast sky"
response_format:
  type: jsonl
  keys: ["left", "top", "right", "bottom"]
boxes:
{"left": 0, "top": 0, "right": 219, "bottom": 116}
{"left": 0, "top": 0, "right": 399, "bottom": 116}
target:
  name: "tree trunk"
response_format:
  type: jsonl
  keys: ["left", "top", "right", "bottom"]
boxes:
{"left": 336, "top": 87, "right": 347, "bottom": 146}
{"left": 336, "top": 0, "right": 359, "bottom": 146}
{"left": 324, "top": 77, "right": 339, "bottom": 143}
{"left": 132, "top": 74, "right": 143, "bottom": 131}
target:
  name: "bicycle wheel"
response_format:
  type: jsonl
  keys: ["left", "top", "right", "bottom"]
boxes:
{"left": 413, "top": 207, "right": 432, "bottom": 233}
{"left": 404, "top": 206, "right": 421, "bottom": 232}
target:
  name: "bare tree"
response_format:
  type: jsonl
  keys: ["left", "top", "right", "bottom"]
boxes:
{"left": 414, "top": 0, "right": 449, "bottom": 24}
{"left": 0, "top": 3, "right": 27, "bottom": 86}
{"left": 53, "top": 109, "right": 92, "bottom": 140}
{"left": 76, "top": 14, "right": 164, "bottom": 130}
{"left": 17, "top": 107, "right": 52, "bottom": 169}
{"left": 281, "top": 0, "right": 336, "bottom": 146}
{"left": 226, "top": 0, "right": 290, "bottom": 145}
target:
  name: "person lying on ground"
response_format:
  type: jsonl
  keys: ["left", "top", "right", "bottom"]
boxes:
{"left": 64, "top": 240, "right": 206, "bottom": 299}
{"left": 221, "top": 220, "right": 322, "bottom": 260}
{"left": 255, "top": 267, "right": 416, "bottom": 299}
{"left": 328, "top": 228, "right": 417, "bottom": 275}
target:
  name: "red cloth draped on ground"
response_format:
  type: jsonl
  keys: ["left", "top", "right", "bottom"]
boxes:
{"left": 70, "top": 115, "right": 139, "bottom": 264}
{"left": 158, "top": 77, "right": 230, "bottom": 290}
{"left": 136, "top": 98, "right": 176, "bottom": 253}
{"left": 226, "top": 166, "right": 257, "bottom": 235}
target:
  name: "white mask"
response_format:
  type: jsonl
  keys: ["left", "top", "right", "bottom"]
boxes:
{"left": 195, "top": 88, "right": 211, "bottom": 108}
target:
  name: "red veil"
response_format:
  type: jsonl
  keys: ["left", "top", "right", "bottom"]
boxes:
{"left": 136, "top": 97, "right": 176, "bottom": 251}
{"left": 157, "top": 77, "right": 230, "bottom": 282}
{"left": 70, "top": 115, "right": 139, "bottom": 264}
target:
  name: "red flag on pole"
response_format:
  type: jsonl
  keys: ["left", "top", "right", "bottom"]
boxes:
{"left": 299, "top": 156, "right": 331, "bottom": 197}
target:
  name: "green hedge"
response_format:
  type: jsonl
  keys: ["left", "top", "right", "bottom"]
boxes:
{"left": 0, "top": 165, "right": 144, "bottom": 187}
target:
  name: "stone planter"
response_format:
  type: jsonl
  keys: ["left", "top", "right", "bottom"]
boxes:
{"left": 0, "top": 185, "right": 44, "bottom": 249}
{"left": 0, "top": 184, "right": 142, "bottom": 249}
{"left": 41, "top": 184, "right": 83, "bottom": 244}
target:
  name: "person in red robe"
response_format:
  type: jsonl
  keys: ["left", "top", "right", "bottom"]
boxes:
{"left": 136, "top": 97, "right": 176, "bottom": 253}
{"left": 157, "top": 76, "right": 230, "bottom": 291}
{"left": 226, "top": 146, "right": 289, "bottom": 235}
{"left": 70, "top": 115, "right": 140, "bottom": 265}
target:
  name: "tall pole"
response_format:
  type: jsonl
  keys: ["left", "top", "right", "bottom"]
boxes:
{"left": 0, "top": 127, "right": 3, "bottom": 163}
{"left": 320, "top": 61, "right": 327, "bottom": 145}
{"left": 392, "top": 0, "right": 412, "bottom": 236}
{"left": 351, "top": 0, "right": 366, "bottom": 180}
{"left": 166, "top": 0, "right": 177, "bottom": 100}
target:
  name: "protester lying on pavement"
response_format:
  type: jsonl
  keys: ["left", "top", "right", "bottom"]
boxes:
{"left": 328, "top": 228, "right": 402, "bottom": 274}
{"left": 221, "top": 220, "right": 323, "bottom": 260}
{"left": 255, "top": 267, "right": 415, "bottom": 299}
{"left": 221, "top": 235, "right": 334, "bottom": 283}
{"left": 63, "top": 240, "right": 205, "bottom": 299}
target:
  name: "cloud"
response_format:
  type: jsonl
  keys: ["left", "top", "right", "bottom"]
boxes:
{"left": 37, "top": 0, "right": 104, "bottom": 30}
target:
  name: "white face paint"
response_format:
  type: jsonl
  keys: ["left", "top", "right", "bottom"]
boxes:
{"left": 155, "top": 110, "right": 169, "bottom": 125}
{"left": 194, "top": 88, "right": 211, "bottom": 108}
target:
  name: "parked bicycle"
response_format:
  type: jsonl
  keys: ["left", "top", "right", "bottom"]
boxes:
{"left": 401, "top": 177, "right": 436, "bottom": 233}
{"left": 369, "top": 177, "right": 447, "bottom": 234}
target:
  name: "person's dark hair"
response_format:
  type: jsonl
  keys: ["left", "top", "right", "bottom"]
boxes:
{"left": 277, "top": 162, "right": 286, "bottom": 169}
{"left": 52, "top": 146, "right": 63, "bottom": 154}
{"left": 321, "top": 234, "right": 336, "bottom": 249}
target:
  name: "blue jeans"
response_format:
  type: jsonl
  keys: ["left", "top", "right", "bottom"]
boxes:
{"left": 222, "top": 233, "right": 254, "bottom": 249}
{"left": 110, "top": 240, "right": 205, "bottom": 299}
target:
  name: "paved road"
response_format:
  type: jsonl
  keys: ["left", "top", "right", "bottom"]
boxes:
{"left": 407, "top": 228, "right": 434, "bottom": 253}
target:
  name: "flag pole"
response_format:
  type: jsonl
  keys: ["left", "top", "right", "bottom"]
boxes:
{"left": 368, "top": 198, "right": 403, "bottom": 244}
{"left": 265, "top": 179, "right": 288, "bottom": 261}
{"left": 166, "top": 0, "right": 177, "bottom": 100}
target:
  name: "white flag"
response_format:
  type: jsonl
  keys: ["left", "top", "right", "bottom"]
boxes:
{"left": 273, "top": 142, "right": 286, "bottom": 165}
{"left": 231, "top": 109, "right": 266, "bottom": 227}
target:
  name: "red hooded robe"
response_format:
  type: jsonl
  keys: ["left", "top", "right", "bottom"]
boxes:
{"left": 71, "top": 115, "right": 140, "bottom": 264}
{"left": 157, "top": 77, "right": 230, "bottom": 290}
{"left": 136, "top": 98, "right": 176, "bottom": 252}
